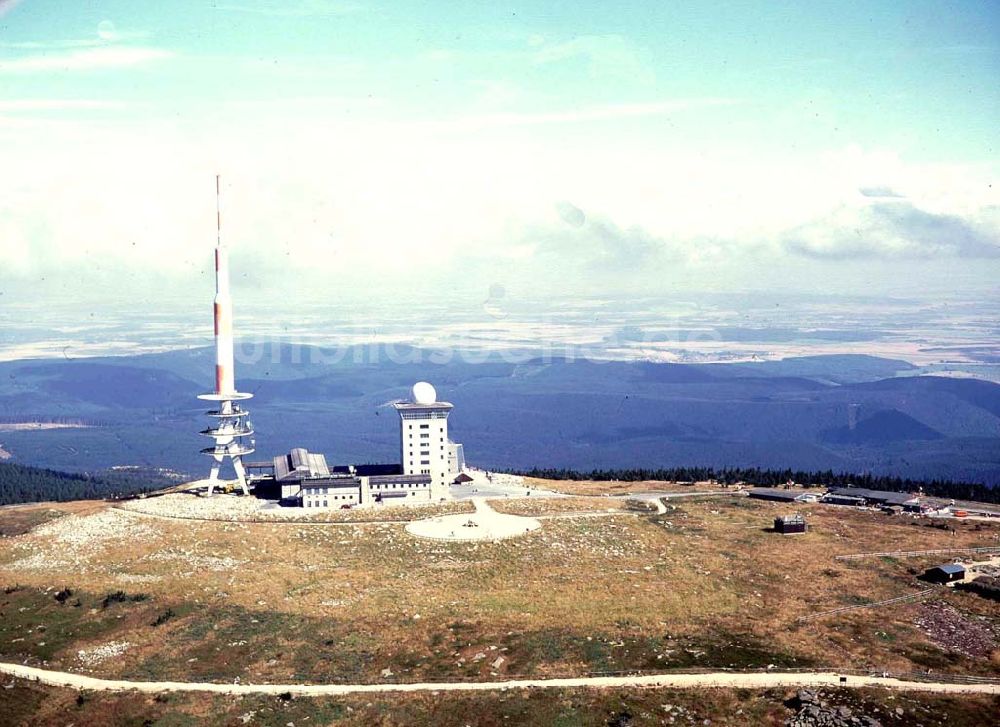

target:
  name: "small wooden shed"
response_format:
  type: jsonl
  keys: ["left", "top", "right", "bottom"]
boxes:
{"left": 923, "top": 563, "right": 966, "bottom": 584}
{"left": 774, "top": 514, "right": 807, "bottom": 535}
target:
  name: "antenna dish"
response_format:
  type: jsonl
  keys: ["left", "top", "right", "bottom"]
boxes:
{"left": 411, "top": 381, "right": 437, "bottom": 405}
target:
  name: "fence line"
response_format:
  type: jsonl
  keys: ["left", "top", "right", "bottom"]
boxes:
{"left": 835, "top": 546, "right": 1000, "bottom": 561}
{"left": 798, "top": 588, "right": 936, "bottom": 621}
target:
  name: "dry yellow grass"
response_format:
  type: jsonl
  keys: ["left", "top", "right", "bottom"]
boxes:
{"left": 489, "top": 496, "right": 628, "bottom": 516}
{"left": 529, "top": 478, "right": 738, "bottom": 496}
{"left": 0, "top": 496, "right": 998, "bottom": 685}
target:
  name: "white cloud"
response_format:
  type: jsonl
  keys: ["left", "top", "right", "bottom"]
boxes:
{"left": 530, "top": 34, "right": 656, "bottom": 89}
{"left": 0, "top": 99, "right": 124, "bottom": 112}
{"left": 0, "top": 39, "right": 102, "bottom": 50}
{"left": 0, "top": 46, "right": 172, "bottom": 73}
{"left": 783, "top": 200, "right": 1000, "bottom": 259}
{"left": 533, "top": 35, "right": 645, "bottom": 68}
{"left": 0, "top": 107, "right": 997, "bottom": 303}
{"left": 0, "top": 0, "right": 23, "bottom": 19}
{"left": 0, "top": 21, "right": 148, "bottom": 50}
{"left": 214, "top": 1, "right": 364, "bottom": 17}
{"left": 431, "top": 98, "right": 739, "bottom": 132}
{"left": 858, "top": 186, "right": 904, "bottom": 198}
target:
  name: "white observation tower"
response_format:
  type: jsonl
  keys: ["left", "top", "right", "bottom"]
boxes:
{"left": 394, "top": 382, "right": 453, "bottom": 500}
{"left": 197, "top": 175, "right": 254, "bottom": 496}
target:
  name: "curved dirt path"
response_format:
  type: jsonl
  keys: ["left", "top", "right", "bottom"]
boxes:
{"left": 1, "top": 663, "right": 996, "bottom": 696}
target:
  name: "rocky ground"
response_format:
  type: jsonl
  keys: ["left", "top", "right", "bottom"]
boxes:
{"left": 914, "top": 601, "right": 998, "bottom": 659}
{"left": 786, "top": 689, "right": 883, "bottom": 727}
{"left": 120, "top": 492, "right": 473, "bottom": 522}
{"left": 77, "top": 640, "right": 131, "bottom": 667}
{"left": 7, "top": 509, "right": 157, "bottom": 573}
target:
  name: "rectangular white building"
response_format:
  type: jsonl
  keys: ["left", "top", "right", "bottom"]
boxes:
{"left": 394, "top": 383, "right": 453, "bottom": 500}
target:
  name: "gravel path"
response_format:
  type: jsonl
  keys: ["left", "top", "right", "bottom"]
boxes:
{"left": 1, "top": 663, "right": 997, "bottom": 696}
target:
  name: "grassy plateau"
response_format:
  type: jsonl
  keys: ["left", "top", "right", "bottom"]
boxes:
{"left": 1, "top": 481, "right": 998, "bottom": 724}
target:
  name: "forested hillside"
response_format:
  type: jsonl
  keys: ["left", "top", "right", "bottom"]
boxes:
{"left": 0, "top": 464, "right": 175, "bottom": 506}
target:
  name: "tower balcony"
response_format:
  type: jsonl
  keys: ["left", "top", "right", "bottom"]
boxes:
{"left": 199, "top": 424, "right": 254, "bottom": 438}
{"left": 205, "top": 407, "right": 250, "bottom": 418}
{"left": 201, "top": 442, "right": 256, "bottom": 457}
{"left": 197, "top": 391, "right": 254, "bottom": 402}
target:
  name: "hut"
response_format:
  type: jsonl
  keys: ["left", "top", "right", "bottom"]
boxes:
{"left": 923, "top": 563, "right": 966, "bottom": 584}
{"left": 774, "top": 514, "right": 807, "bottom": 535}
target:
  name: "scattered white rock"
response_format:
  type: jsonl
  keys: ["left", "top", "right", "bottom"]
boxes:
{"left": 9, "top": 509, "right": 158, "bottom": 573}
{"left": 147, "top": 549, "right": 245, "bottom": 572}
{"left": 77, "top": 640, "right": 131, "bottom": 666}
{"left": 116, "top": 573, "right": 163, "bottom": 584}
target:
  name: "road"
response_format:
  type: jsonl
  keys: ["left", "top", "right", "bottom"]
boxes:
{"left": 1, "top": 663, "right": 997, "bottom": 696}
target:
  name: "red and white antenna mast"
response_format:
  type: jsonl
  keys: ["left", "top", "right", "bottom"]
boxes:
{"left": 198, "top": 175, "right": 254, "bottom": 496}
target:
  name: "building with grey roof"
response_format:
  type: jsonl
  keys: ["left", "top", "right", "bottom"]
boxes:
{"left": 825, "top": 487, "right": 918, "bottom": 508}
{"left": 923, "top": 563, "right": 966, "bottom": 584}
{"left": 749, "top": 488, "right": 820, "bottom": 503}
{"left": 254, "top": 447, "right": 438, "bottom": 508}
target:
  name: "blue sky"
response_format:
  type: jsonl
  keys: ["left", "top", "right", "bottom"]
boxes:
{"left": 0, "top": 0, "right": 997, "bottom": 306}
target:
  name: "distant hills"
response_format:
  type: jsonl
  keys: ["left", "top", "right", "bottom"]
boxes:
{"left": 0, "top": 345, "right": 997, "bottom": 485}
{"left": 821, "top": 409, "right": 944, "bottom": 445}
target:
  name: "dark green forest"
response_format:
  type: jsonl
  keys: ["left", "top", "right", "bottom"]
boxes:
{"left": 516, "top": 466, "right": 1000, "bottom": 505}
{"left": 0, "top": 463, "right": 176, "bottom": 506}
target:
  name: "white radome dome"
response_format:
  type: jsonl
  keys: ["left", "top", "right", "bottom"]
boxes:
{"left": 411, "top": 381, "right": 437, "bottom": 405}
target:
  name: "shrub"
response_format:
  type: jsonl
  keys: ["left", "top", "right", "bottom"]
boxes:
{"left": 101, "top": 591, "right": 149, "bottom": 609}
{"left": 152, "top": 608, "right": 175, "bottom": 627}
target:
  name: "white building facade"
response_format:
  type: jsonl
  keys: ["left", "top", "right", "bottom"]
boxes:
{"left": 394, "top": 382, "right": 453, "bottom": 500}
{"left": 448, "top": 441, "right": 465, "bottom": 476}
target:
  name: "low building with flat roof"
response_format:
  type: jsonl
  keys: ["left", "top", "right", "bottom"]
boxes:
{"left": 749, "top": 488, "right": 820, "bottom": 503}
{"left": 253, "top": 448, "right": 437, "bottom": 508}
{"left": 923, "top": 563, "right": 966, "bottom": 584}
{"left": 825, "top": 487, "right": 918, "bottom": 507}
{"left": 302, "top": 476, "right": 362, "bottom": 508}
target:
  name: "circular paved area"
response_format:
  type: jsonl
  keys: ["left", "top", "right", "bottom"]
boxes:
{"left": 405, "top": 498, "right": 540, "bottom": 541}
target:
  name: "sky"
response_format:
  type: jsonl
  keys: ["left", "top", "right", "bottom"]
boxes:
{"left": 0, "top": 0, "right": 998, "bottom": 313}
